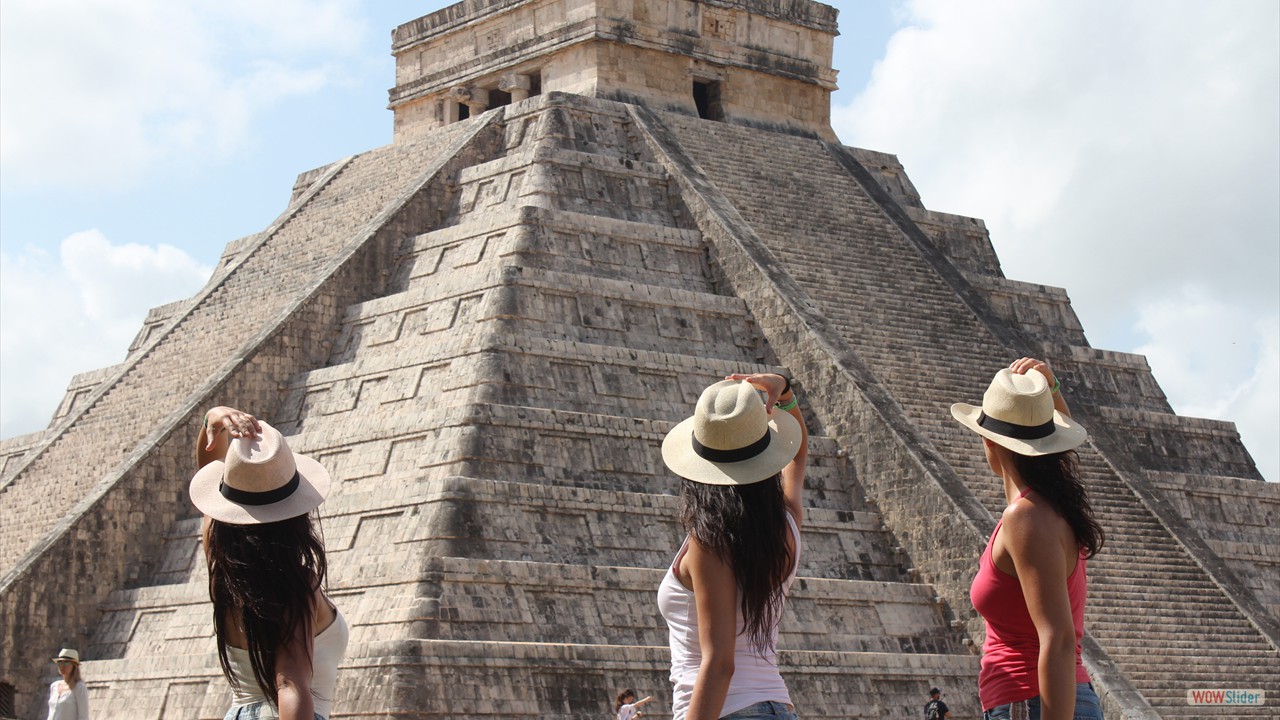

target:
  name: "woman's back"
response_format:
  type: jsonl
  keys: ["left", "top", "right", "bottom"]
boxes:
{"left": 659, "top": 512, "right": 800, "bottom": 718}
{"left": 226, "top": 605, "right": 350, "bottom": 718}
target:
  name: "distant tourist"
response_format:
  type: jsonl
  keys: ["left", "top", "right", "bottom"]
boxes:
{"left": 46, "top": 648, "right": 89, "bottom": 720}
{"left": 191, "top": 406, "right": 348, "bottom": 720}
{"left": 615, "top": 688, "right": 655, "bottom": 719}
{"left": 952, "top": 358, "right": 1104, "bottom": 720}
{"left": 658, "top": 373, "right": 808, "bottom": 720}
{"left": 923, "top": 687, "right": 948, "bottom": 719}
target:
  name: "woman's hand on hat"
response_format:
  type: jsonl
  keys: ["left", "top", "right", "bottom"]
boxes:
{"left": 1010, "top": 357, "right": 1071, "bottom": 417}
{"left": 1009, "top": 357, "right": 1057, "bottom": 389}
{"left": 725, "top": 372, "right": 787, "bottom": 410}
{"left": 203, "top": 406, "right": 263, "bottom": 451}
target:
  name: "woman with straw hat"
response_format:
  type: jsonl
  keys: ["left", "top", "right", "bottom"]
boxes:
{"left": 658, "top": 372, "right": 808, "bottom": 720}
{"left": 191, "top": 406, "right": 348, "bottom": 720}
{"left": 46, "top": 648, "right": 89, "bottom": 720}
{"left": 952, "top": 358, "right": 1104, "bottom": 720}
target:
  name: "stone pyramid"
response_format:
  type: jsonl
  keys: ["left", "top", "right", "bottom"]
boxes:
{"left": 2, "top": 1, "right": 1277, "bottom": 718}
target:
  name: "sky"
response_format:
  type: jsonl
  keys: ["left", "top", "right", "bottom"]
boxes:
{"left": 1, "top": 0, "right": 1276, "bottom": 480}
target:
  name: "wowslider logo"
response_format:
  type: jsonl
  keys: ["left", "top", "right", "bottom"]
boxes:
{"left": 1187, "top": 689, "right": 1265, "bottom": 706}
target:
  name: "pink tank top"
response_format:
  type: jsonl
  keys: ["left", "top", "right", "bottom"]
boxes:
{"left": 969, "top": 489, "right": 1090, "bottom": 709}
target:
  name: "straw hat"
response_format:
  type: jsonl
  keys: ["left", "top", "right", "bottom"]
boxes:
{"left": 951, "top": 369, "right": 1086, "bottom": 456}
{"left": 52, "top": 648, "right": 79, "bottom": 664}
{"left": 189, "top": 421, "right": 330, "bottom": 524}
{"left": 662, "top": 379, "right": 801, "bottom": 485}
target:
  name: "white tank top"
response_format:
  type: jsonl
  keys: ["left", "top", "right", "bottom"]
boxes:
{"left": 226, "top": 606, "right": 349, "bottom": 719}
{"left": 657, "top": 512, "right": 800, "bottom": 720}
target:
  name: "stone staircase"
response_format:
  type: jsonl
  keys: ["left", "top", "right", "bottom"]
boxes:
{"left": 650, "top": 109, "right": 1280, "bottom": 716}
{"left": 7, "top": 89, "right": 1276, "bottom": 719}
{"left": 0, "top": 110, "right": 502, "bottom": 719}
{"left": 31, "top": 94, "right": 984, "bottom": 719}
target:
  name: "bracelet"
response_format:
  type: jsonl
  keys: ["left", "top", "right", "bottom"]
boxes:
{"left": 775, "top": 395, "right": 798, "bottom": 412}
{"left": 1051, "top": 377, "right": 1062, "bottom": 395}
{"left": 781, "top": 375, "right": 792, "bottom": 397}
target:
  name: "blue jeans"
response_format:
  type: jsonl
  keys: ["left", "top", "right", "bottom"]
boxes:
{"left": 722, "top": 701, "right": 799, "bottom": 719}
{"left": 223, "top": 701, "right": 325, "bottom": 720}
{"left": 983, "top": 682, "right": 1103, "bottom": 719}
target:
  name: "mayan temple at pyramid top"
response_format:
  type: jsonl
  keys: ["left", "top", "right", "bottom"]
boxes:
{"left": 387, "top": 0, "right": 840, "bottom": 142}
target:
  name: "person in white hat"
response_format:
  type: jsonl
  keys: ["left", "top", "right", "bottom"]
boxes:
{"left": 46, "top": 648, "right": 88, "bottom": 720}
{"left": 657, "top": 372, "right": 808, "bottom": 720}
{"left": 953, "top": 358, "right": 1104, "bottom": 720}
{"left": 191, "top": 406, "right": 347, "bottom": 720}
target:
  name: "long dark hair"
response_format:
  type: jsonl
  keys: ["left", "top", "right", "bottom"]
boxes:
{"left": 615, "top": 688, "right": 635, "bottom": 712}
{"left": 1010, "top": 450, "right": 1105, "bottom": 558}
{"left": 680, "top": 474, "right": 793, "bottom": 652}
{"left": 206, "top": 513, "right": 327, "bottom": 702}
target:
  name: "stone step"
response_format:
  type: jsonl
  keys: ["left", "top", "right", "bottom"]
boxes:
{"left": 0, "top": 122, "right": 482, "bottom": 574}
{"left": 277, "top": 332, "right": 768, "bottom": 446}
{"left": 961, "top": 272, "right": 1088, "bottom": 346}
{"left": 144, "top": 475, "right": 900, "bottom": 589}
{"left": 145, "top": 516, "right": 206, "bottom": 587}
{"left": 452, "top": 136, "right": 680, "bottom": 226}
{"left": 321, "top": 478, "right": 896, "bottom": 580}
{"left": 373, "top": 556, "right": 962, "bottom": 650}
{"left": 1038, "top": 342, "right": 1171, "bottom": 413}
{"left": 1146, "top": 703, "right": 1276, "bottom": 717}
{"left": 379, "top": 640, "right": 984, "bottom": 719}
{"left": 1088, "top": 586, "right": 1246, "bottom": 604}
{"left": 395, "top": 205, "right": 706, "bottom": 294}
{"left": 324, "top": 263, "right": 757, "bottom": 365}
{"left": 74, "top": 639, "right": 984, "bottom": 719}
{"left": 100, "top": 555, "right": 961, "bottom": 657}
{"left": 1105, "top": 642, "right": 1277, "bottom": 659}
{"left": 656, "top": 109, "right": 1275, "bottom": 714}
{"left": 1090, "top": 406, "right": 1257, "bottom": 477}
{"left": 272, "top": 396, "right": 860, "bottom": 506}
{"left": 1090, "top": 622, "right": 1273, "bottom": 641}
{"left": 457, "top": 144, "right": 669, "bottom": 186}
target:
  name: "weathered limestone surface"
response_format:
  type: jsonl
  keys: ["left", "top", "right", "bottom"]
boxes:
{"left": 0, "top": 114, "right": 502, "bottom": 719}
{"left": 646, "top": 108, "right": 1279, "bottom": 716}
{"left": 3, "top": 93, "right": 991, "bottom": 719}
{"left": 390, "top": 0, "right": 838, "bottom": 142}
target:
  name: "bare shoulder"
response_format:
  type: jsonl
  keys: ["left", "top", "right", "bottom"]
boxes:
{"left": 1001, "top": 495, "right": 1069, "bottom": 547}
{"left": 314, "top": 588, "right": 337, "bottom": 631}
{"left": 682, "top": 536, "right": 733, "bottom": 585}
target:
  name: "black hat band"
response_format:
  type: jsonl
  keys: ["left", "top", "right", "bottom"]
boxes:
{"left": 977, "top": 412, "right": 1055, "bottom": 440}
{"left": 691, "top": 429, "right": 771, "bottom": 463}
{"left": 219, "top": 471, "right": 301, "bottom": 506}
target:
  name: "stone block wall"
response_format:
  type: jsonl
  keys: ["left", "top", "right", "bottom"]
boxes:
{"left": 390, "top": 0, "right": 838, "bottom": 141}
{"left": 39, "top": 92, "right": 987, "bottom": 718}
{"left": 1, "top": 113, "right": 503, "bottom": 720}
{"left": 640, "top": 106, "right": 1278, "bottom": 716}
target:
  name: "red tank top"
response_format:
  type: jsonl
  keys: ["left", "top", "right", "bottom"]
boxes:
{"left": 969, "top": 489, "right": 1090, "bottom": 709}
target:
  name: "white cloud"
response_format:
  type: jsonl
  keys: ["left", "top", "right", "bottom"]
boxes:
{"left": 1134, "top": 288, "right": 1279, "bottom": 481}
{"left": 0, "top": 0, "right": 370, "bottom": 190}
{"left": 0, "top": 231, "right": 211, "bottom": 437}
{"left": 833, "top": 0, "right": 1279, "bottom": 479}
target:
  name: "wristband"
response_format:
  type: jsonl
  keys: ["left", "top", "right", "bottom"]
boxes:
{"left": 775, "top": 395, "right": 798, "bottom": 412}
{"left": 781, "top": 375, "right": 792, "bottom": 397}
{"left": 1051, "top": 377, "right": 1061, "bottom": 395}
